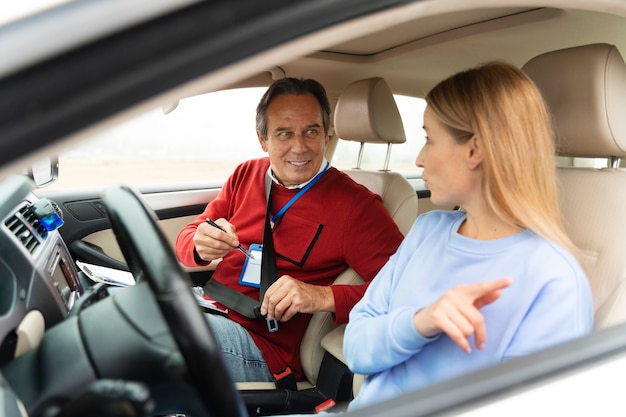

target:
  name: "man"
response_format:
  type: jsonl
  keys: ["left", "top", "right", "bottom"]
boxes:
{"left": 175, "top": 77, "right": 403, "bottom": 383}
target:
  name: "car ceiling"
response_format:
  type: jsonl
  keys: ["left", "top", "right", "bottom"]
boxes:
{"left": 231, "top": 4, "right": 626, "bottom": 99}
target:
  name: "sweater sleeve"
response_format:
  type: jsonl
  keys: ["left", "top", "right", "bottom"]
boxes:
{"left": 343, "top": 236, "right": 437, "bottom": 374}
{"left": 175, "top": 202, "right": 222, "bottom": 266}
{"left": 332, "top": 188, "right": 403, "bottom": 323}
{"left": 175, "top": 168, "right": 240, "bottom": 267}
{"left": 330, "top": 282, "right": 370, "bottom": 323}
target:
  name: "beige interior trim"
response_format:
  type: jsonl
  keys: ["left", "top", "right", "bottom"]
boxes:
{"left": 81, "top": 215, "right": 216, "bottom": 272}
{"left": 15, "top": 310, "right": 45, "bottom": 357}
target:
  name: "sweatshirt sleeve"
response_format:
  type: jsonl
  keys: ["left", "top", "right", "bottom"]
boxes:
{"left": 343, "top": 241, "right": 438, "bottom": 374}
{"left": 503, "top": 265, "right": 594, "bottom": 360}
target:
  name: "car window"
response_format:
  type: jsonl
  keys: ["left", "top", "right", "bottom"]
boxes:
{"left": 51, "top": 88, "right": 268, "bottom": 189}
{"left": 50, "top": 89, "right": 426, "bottom": 189}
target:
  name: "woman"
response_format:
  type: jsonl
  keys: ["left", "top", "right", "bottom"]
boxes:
{"left": 343, "top": 61, "right": 594, "bottom": 410}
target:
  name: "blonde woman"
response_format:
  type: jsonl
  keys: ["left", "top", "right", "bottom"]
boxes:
{"left": 344, "top": 62, "right": 594, "bottom": 410}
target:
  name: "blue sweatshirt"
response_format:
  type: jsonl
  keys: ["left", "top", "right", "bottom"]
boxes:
{"left": 345, "top": 210, "right": 594, "bottom": 410}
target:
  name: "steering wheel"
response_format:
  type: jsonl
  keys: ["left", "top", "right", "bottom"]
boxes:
{"left": 101, "top": 184, "right": 248, "bottom": 417}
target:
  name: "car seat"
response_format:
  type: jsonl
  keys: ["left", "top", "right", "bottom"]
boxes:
{"left": 522, "top": 43, "right": 626, "bottom": 330}
{"left": 238, "top": 77, "right": 417, "bottom": 414}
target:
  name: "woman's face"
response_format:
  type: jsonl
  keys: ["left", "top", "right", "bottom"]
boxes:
{"left": 416, "top": 106, "right": 479, "bottom": 207}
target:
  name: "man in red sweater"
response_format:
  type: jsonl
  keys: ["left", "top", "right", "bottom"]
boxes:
{"left": 175, "top": 78, "right": 403, "bottom": 382}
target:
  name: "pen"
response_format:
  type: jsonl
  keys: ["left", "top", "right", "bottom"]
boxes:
{"left": 205, "top": 218, "right": 255, "bottom": 260}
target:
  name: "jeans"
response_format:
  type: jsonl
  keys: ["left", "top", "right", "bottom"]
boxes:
{"left": 204, "top": 313, "right": 274, "bottom": 382}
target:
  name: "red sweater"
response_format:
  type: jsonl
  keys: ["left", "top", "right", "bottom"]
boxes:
{"left": 176, "top": 157, "right": 403, "bottom": 379}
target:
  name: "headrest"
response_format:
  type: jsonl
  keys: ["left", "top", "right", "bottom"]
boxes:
{"left": 522, "top": 43, "right": 626, "bottom": 158}
{"left": 333, "top": 77, "right": 406, "bottom": 145}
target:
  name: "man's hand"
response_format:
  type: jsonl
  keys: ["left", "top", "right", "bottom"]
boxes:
{"left": 260, "top": 276, "right": 335, "bottom": 322}
{"left": 192, "top": 218, "right": 241, "bottom": 262}
{"left": 413, "top": 277, "right": 512, "bottom": 353}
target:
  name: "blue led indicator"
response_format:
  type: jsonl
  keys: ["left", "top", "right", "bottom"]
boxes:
{"left": 40, "top": 212, "right": 64, "bottom": 231}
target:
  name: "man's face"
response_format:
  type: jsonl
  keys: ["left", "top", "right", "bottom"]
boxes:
{"left": 258, "top": 93, "right": 329, "bottom": 187}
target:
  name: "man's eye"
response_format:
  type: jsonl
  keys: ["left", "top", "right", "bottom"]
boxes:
{"left": 305, "top": 129, "right": 319, "bottom": 137}
{"left": 278, "top": 131, "right": 292, "bottom": 139}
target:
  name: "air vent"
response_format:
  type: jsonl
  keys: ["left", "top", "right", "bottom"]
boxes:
{"left": 5, "top": 204, "right": 48, "bottom": 254}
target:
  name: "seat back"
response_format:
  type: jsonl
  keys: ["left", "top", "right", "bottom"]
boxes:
{"left": 523, "top": 43, "right": 626, "bottom": 330}
{"left": 300, "top": 77, "right": 417, "bottom": 385}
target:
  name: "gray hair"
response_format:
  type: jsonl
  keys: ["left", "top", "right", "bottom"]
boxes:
{"left": 255, "top": 77, "right": 331, "bottom": 139}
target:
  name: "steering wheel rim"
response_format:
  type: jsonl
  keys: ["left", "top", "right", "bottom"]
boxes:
{"left": 101, "top": 184, "right": 248, "bottom": 417}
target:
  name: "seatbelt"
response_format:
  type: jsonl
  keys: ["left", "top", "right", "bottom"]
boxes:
{"left": 258, "top": 199, "right": 279, "bottom": 320}
{"left": 203, "top": 174, "right": 279, "bottom": 332}
{"left": 203, "top": 164, "right": 329, "bottom": 331}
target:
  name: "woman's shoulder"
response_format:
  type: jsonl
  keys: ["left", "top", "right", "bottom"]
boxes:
{"left": 516, "top": 233, "right": 590, "bottom": 300}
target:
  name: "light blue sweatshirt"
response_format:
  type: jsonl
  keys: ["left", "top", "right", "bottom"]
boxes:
{"left": 345, "top": 210, "right": 594, "bottom": 410}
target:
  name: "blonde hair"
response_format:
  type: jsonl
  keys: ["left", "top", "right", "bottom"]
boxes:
{"left": 425, "top": 61, "right": 577, "bottom": 256}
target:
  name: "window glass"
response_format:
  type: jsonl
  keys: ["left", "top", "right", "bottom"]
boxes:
{"left": 331, "top": 95, "right": 426, "bottom": 176}
{"left": 51, "top": 89, "right": 426, "bottom": 190}
{"left": 52, "top": 88, "right": 268, "bottom": 189}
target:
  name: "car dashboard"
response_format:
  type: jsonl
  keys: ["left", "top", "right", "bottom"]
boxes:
{"left": 0, "top": 175, "right": 84, "bottom": 365}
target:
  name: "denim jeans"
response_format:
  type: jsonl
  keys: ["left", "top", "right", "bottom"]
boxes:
{"left": 204, "top": 313, "right": 274, "bottom": 382}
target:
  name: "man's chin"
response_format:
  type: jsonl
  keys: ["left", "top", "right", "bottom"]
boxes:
{"left": 283, "top": 172, "right": 315, "bottom": 187}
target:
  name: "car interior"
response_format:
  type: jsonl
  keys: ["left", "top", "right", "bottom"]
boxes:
{"left": 1, "top": 1, "right": 626, "bottom": 416}
{"left": 523, "top": 42, "right": 626, "bottom": 331}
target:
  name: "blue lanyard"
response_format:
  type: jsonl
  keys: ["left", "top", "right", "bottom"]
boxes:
{"left": 271, "top": 161, "right": 330, "bottom": 223}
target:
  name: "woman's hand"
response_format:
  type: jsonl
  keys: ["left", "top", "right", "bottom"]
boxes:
{"left": 413, "top": 277, "right": 513, "bottom": 353}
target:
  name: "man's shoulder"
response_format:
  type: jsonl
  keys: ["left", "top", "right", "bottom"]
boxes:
{"left": 325, "top": 167, "right": 381, "bottom": 197}
{"left": 230, "top": 157, "right": 270, "bottom": 179}
{"left": 236, "top": 157, "right": 270, "bottom": 171}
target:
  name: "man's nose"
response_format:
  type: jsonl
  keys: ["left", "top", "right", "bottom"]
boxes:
{"left": 291, "top": 134, "right": 307, "bottom": 153}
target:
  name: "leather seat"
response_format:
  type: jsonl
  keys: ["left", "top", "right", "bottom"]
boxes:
{"left": 300, "top": 76, "right": 418, "bottom": 389}
{"left": 523, "top": 43, "right": 626, "bottom": 330}
{"left": 308, "top": 77, "right": 417, "bottom": 398}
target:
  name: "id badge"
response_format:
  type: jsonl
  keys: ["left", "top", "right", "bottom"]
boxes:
{"left": 239, "top": 243, "right": 263, "bottom": 288}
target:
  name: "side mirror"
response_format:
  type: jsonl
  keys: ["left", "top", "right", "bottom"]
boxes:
{"left": 28, "top": 156, "right": 59, "bottom": 187}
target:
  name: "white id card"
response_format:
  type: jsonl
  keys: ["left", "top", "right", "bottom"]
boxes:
{"left": 238, "top": 244, "right": 263, "bottom": 288}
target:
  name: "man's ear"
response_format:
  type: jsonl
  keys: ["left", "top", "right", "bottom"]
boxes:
{"left": 467, "top": 135, "right": 483, "bottom": 170}
{"left": 257, "top": 131, "right": 268, "bottom": 152}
